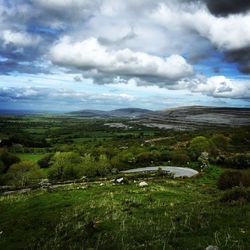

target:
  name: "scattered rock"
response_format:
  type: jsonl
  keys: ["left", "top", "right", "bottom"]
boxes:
{"left": 39, "top": 179, "right": 51, "bottom": 189}
{"left": 139, "top": 181, "right": 148, "bottom": 187}
{"left": 205, "top": 245, "right": 219, "bottom": 250}
{"left": 115, "top": 177, "right": 124, "bottom": 184}
{"left": 100, "top": 183, "right": 104, "bottom": 186}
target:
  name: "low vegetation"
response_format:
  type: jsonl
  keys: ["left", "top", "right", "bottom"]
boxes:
{"left": 218, "top": 170, "right": 250, "bottom": 190}
{"left": 0, "top": 115, "right": 250, "bottom": 249}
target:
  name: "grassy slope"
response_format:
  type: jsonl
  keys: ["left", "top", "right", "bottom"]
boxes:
{"left": 0, "top": 166, "right": 249, "bottom": 250}
{"left": 16, "top": 153, "right": 46, "bottom": 162}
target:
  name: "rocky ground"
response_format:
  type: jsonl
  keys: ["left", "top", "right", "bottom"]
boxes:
{"left": 135, "top": 106, "right": 250, "bottom": 130}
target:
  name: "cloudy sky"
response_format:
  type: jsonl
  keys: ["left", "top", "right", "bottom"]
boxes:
{"left": 0, "top": 0, "right": 250, "bottom": 111}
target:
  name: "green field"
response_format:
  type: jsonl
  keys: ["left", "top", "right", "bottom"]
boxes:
{"left": 0, "top": 115, "right": 250, "bottom": 249}
{"left": 0, "top": 166, "right": 249, "bottom": 250}
{"left": 16, "top": 153, "right": 46, "bottom": 162}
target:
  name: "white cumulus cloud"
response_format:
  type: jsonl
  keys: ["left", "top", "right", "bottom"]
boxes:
{"left": 49, "top": 37, "right": 193, "bottom": 82}
{"left": 178, "top": 75, "right": 250, "bottom": 99}
{"left": 2, "top": 30, "right": 41, "bottom": 47}
{"left": 152, "top": 3, "right": 250, "bottom": 51}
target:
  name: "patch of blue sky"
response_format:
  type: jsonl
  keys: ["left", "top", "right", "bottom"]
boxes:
{"left": 193, "top": 52, "right": 242, "bottom": 78}
{"left": 0, "top": 56, "right": 8, "bottom": 62}
{"left": 27, "top": 24, "right": 63, "bottom": 37}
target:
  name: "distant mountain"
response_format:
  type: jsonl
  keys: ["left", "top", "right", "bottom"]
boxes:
{"left": 68, "top": 108, "right": 153, "bottom": 118}
{"left": 108, "top": 108, "right": 153, "bottom": 117}
{"left": 68, "top": 109, "right": 109, "bottom": 117}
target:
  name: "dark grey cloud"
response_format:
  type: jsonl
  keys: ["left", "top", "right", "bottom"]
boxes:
{"left": 0, "top": 37, "right": 50, "bottom": 74}
{"left": 0, "top": 59, "right": 48, "bottom": 75}
{"left": 205, "top": 0, "right": 250, "bottom": 16}
{"left": 224, "top": 47, "right": 250, "bottom": 74}
{"left": 73, "top": 76, "right": 82, "bottom": 82}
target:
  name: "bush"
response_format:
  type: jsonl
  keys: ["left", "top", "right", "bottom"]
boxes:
{"left": 96, "top": 154, "right": 111, "bottom": 176}
{"left": 38, "top": 153, "right": 54, "bottom": 168}
{"left": 211, "top": 134, "right": 230, "bottom": 151}
{"left": 188, "top": 136, "right": 211, "bottom": 160}
{"left": 169, "top": 150, "right": 190, "bottom": 165}
{"left": 225, "top": 153, "right": 250, "bottom": 169}
{"left": 0, "top": 160, "right": 4, "bottom": 174}
{"left": 160, "top": 150, "right": 171, "bottom": 161}
{"left": 111, "top": 152, "right": 135, "bottom": 170}
{"left": 48, "top": 152, "right": 112, "bottom": 180}
{"left": 156, "top": 167, "right": 174, "bottom": 178}
{"left": 48, "top": 152, "right": 83, "bottom": 181}
{"left": 210, "top": 154, "right": 226, "bottom": 165}
{"left": 48, "top": 163, "right": 84, "bottom": 181}
{"left": 220, "top": 187, "right": 250, "bottom": 203}
{"left": 8, "top": 160, "right": 42, "bottom": 187}
{"left": 136, "top": 152, "right": 155, "bottom": 166}
{"left": 0, "top": 149, "right": 20, "bottom": 173}
{"left": 81, "top": 154, "right": 112, "bottom": 178}
{"left": 217, "top": 170, "right": 250, "bottom": 190}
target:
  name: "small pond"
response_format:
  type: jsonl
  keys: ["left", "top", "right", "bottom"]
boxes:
{"left": 121, "top": 166, "right": 199, "bottom": 178}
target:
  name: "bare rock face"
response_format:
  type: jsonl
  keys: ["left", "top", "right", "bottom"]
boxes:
{"left": 138, "top": 106, "right": 250, "bottom": 130}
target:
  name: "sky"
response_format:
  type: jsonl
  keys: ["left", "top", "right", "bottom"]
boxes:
{"left": 0, "top": 0, "right": 250, "bottom": 111}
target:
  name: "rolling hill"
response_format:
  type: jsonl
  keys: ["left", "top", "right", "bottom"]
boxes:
{"left": 68, "top": 108, "right": 153, "bottom": 118}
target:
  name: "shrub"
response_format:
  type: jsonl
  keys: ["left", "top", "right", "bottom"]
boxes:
{"left": 220, "top": 187, "right": 250, "bottom": 203}
{"left": 81, "top": 154, "right": 112, "bottom": 178}
{"left": 48, "top": 163, "right": 84, "bottom": 181}
{"left": 0, "top": 159, "right": 4, "bottom": 174}
{"left": 48, "top": 152, "right": 83, "bottom": 181}
{"left": 136, "top": 152, "right": 153, "bottom": 166}
{"left": 169, "top": 150, "right": 190, "bottom": 165}
{"left": 156, "top": 167, "right": 174, "bottom": 178}
{"left": 38, "top": 153, "right": 54, "bottom": 168}
{"left": 210, "top": 154, "right": 226, "bottom": 165}
{"left": 160, "top": 150, "right": 171, "bottom": 161}
{"left": 217, "top": 170, "right": 250, "bottom": 190}
{"left": 188, "top": 136, "right": 211, "bottom": 160}
{"left": 0, "top": 160, "right": 6, "bottom": 185}
{"left": 225, "top": 153, "right": 250, "bottom": 169}
{"left": 96, "top": 154, "right": 111, "bottom": 176}
{"left": 81, "top": 164, "right": 98, "bottom": 178}
{"left": 211, "top": 134, "right": 230, "bottom": 151}
{"left": 8, "top": 160, "right": 42, "bottom": 187}
{"left": 111, "top": 152, "right": 135, "bottom": 170}
{"left": 0, "top": 149, "right": 20, "bottom": 173}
